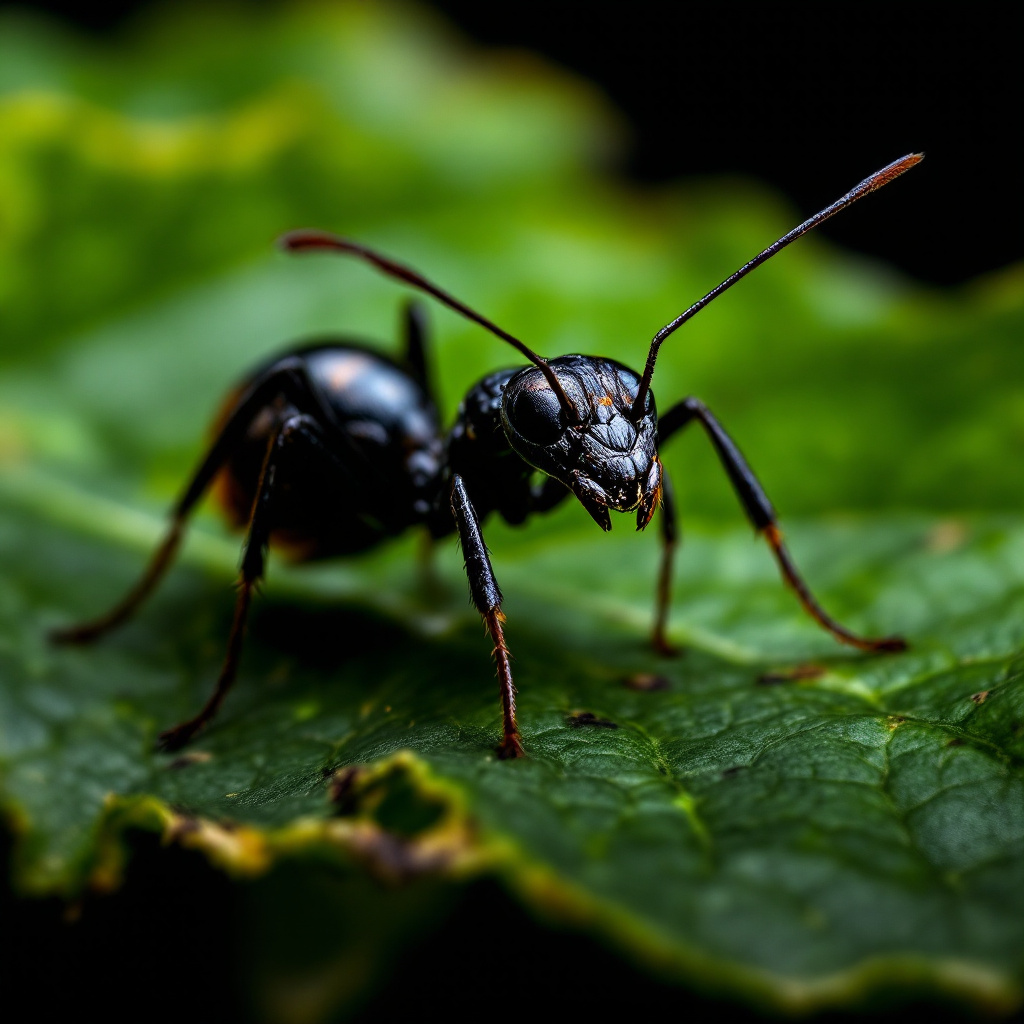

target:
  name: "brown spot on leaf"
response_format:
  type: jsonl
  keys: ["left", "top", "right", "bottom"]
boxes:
{"left": 886, "top": 715, "right": 907, "bottom": 730}
{"left": 623, "top": 673, "right": 670, "bottom": 692}
{"left": 568, "top": 711, "right": 618, "bottom": 729}
{"left": 328, "top": 766, "right": 363, "bottom": 814}
{"left": 971, "top": 690, "right": 990, "bottom": 704}
{"left": 947, "top": 737, "right": 965, "bottom": 747}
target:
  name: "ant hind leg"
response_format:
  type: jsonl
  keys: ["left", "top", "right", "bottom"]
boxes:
{"left": 50, "top": 359, "right": 318, "bottom": 647}
{"left": 158, "top": 413, "right": 318, "bottom": 750}
{"left": 402, "top": 300, "right": 437, "bottom": 405}
{"left": 157, "top": 411, "right": 363, "bottom": 751}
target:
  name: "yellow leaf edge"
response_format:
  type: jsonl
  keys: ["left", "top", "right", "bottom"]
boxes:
{"left": 2, "top": 748, "right": 1019, "bottom": 1018}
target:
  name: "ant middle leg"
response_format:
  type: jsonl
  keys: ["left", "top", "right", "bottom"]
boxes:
{"left": 657, "top": 397, "right": 906, "bottom": 654}
{"left": 450, "top": 473, "right": 523, "bottom": 759}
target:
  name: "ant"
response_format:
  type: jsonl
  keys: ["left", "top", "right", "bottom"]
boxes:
{"left": 53, "top": 154, "right": 921, "bottom": 758}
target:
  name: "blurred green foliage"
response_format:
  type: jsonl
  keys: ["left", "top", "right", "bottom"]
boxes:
{"left": 0, "top": 2, "right": 1021, "bottom": 519}
{"left": 1, "top": 2, "right": 1024, "bottom": 1020}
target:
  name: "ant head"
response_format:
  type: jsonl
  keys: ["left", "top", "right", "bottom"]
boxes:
{"left": 501, "top": 355, "right": 661, "bottom": 532}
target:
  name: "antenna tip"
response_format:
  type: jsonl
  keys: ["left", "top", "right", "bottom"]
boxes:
{"left": 865, "top": 152, "right": 925, "bottom": 193}
{"left": 888, "top": 152, "right": 925, "bottom": 174}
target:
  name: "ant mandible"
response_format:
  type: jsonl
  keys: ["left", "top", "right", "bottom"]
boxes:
{"left": 53, "top": 154, "right": 921, "bottom": 758}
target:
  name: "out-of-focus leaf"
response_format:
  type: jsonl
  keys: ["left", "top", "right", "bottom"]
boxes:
{"left": 0, "top": 6, "right": 1021, "bottom": 515}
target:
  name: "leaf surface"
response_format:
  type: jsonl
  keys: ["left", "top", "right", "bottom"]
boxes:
{"left": 1, "top": 4, "right": 1023, "bottom": 1015}
{"left": 3, "top": 467, "right": 1024, "bottom": 1010}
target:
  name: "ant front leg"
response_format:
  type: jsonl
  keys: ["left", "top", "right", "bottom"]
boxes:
{"left": 652, "top": 469, "right": 680, "bottom": 657}
{"left": 450, "top": 473, "right": 523, "bottom": 759}
{"left": 658, "top": 397, "right": 906, "bottom": 653}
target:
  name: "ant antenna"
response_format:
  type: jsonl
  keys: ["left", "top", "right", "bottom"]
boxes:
{"left": 631, "top": 153, "right": 924, "bottom": 417}
{"left": 279, "top": 231, "right": 581, "bottom": 422}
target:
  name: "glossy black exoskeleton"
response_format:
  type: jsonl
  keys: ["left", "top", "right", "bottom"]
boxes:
{"left": 53, "top": 155, "right": 921, "bottom": 758}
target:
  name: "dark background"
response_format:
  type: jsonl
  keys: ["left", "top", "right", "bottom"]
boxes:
{"left": 0, "top": 2, "right": 1021, "bottom": 1020}
{"left": 431, "top": 2, "right": 1024, "bottom": 285}
{"left": 3, "top": 0, "right": 1022, "bottom": 285}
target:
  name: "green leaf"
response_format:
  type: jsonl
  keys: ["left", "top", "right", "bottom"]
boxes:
{"left": 3, "top": 467, "right": 1024, "bottom": 1012}
{"left": 1, "top": 3, "right": 1024, "bottom": 1018}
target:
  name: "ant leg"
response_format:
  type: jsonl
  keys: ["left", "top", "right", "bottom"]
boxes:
{"left": 158, "top": 412, "right": 340, "bottom": 751}
{"left": 402, "top": 300, "right": 436, "bottom": 401}
{"left": 658, "top": 397, "right": 906, "bottom": 653}
{"left": 450, "top": 473, "right": 523, "bottom": 759}
{"left": 652, "top": 469, "right": 680, "bottom": 656}
{"left": 50, "top": 360, "right": 314, "bottom": 646}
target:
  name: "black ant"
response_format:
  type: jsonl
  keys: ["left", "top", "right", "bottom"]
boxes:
{"left": 53, "top": 154, "right": 921, "bottom": 758}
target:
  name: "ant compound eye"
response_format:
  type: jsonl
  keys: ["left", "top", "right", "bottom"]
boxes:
{"left": 506, "top": 383, "right": 565, "bottom": 446}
